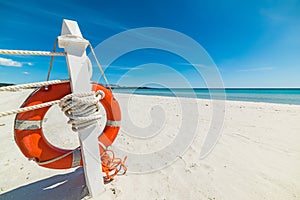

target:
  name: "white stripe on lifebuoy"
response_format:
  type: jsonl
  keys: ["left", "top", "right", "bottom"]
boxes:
{"left": 71, "top": 148, "right": 82, "bottom": 167}
{"left": 15, "top": 120, "right": 42, "bottom": 130}
{"left": 106, "top": 120, "right": 121, "bottom": 127}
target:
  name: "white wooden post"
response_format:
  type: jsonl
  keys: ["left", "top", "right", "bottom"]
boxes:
{"left": 58, "top": 19, "right": 104, "bottom": 198}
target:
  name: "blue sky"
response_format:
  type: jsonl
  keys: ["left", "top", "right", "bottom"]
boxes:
{"left": 0, "top": 0, "right": 299, "bottom": 88}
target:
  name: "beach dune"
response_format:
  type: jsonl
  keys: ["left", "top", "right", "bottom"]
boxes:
{"left": 0, "top": 91, "right": 299, "bottom": 199}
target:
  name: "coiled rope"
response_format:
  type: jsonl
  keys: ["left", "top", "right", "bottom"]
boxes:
{"left": 59, "top": 90, "right": 105, "bottom": 131}
{"left": 101, "top": 150, "right": 127, "bottom": 184}
{"left": 58, "top": 88, "right": 127, "bottom": 181}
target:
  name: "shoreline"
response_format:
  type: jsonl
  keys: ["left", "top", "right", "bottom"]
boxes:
{"left": 114, "top": 92, "right": 300, "bottom": 106}
{"left": 1, "top": 87, "right": 299, "bottom": 105}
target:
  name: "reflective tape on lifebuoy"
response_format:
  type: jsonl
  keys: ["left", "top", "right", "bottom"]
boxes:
{"left": 14, "top": 82, "right": 121, "bottom": 169}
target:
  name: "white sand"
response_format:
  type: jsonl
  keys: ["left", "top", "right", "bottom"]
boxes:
{"left": 0, "top": 90, "right": 299, "bottom": 200}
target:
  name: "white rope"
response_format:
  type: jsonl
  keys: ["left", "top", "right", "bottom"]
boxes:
{"left": 32, "top": 147, "right": 79, "bottom": 165}
{"left": 88, "top": 43, "right": 112, "bottom": 92}
{"left": 0, "top": 88, "right": 105, "bottom": 126}
{"left": 0, "top": 79, "right": 70, "bottom": 92}
{"left": 46, "top": 38, "right": 59, "bottom": 81}
{"left": 0, "top": 100, "right": 60, "bottom": 117}
{"left": 59, "top": 90, "right": 105, "bottom": 132}
{"left": 0, "top": 49, "right": 66, "bottom": 56}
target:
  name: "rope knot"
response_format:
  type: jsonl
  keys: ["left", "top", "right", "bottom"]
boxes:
{"left": 59, "top": 90, "right": 105, "bottom": 132}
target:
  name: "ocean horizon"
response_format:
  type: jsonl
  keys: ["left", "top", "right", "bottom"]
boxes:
{"left": 1, "top": 83, "right": 299, "bottom": 105}
{"left": 113, "top": 88, "right": 300, "bottom": 105}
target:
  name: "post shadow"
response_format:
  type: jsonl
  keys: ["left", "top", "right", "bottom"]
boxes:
{"left": 0, "top": 167, "right": 89, "bottom": 200}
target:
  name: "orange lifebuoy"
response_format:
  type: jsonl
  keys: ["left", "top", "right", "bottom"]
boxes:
{"left": 14, "top": 82, "right": 121, "bottom": 169}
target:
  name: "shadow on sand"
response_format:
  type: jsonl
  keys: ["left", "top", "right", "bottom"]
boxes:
{"left": 0, "top": 168, "right": 89, "bottom": 200}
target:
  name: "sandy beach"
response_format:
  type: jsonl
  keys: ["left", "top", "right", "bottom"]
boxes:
{"left": 0, "top": 90, "right": 299, "bottom": 200}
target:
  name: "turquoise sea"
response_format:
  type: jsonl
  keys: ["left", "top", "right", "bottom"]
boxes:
{"left": 113, "top": 88, "right": 300, "bottom": 105}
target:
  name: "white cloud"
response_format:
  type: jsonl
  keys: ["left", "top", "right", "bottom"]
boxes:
{"left": 0, "top": 57, "right": 22, "bottom": 67}
{"left": 27, "top": 62, "right": 33, "bottom": 66}
{"left": 22, "top": 71, "right": 30, "bottom": 75}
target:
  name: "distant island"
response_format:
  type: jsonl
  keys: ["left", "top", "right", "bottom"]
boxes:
{"left": 0, "top": 83, "right": 14, "bottom": 87}
{"left": 103, "top": 84, "right": 151, "bottom": 89}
